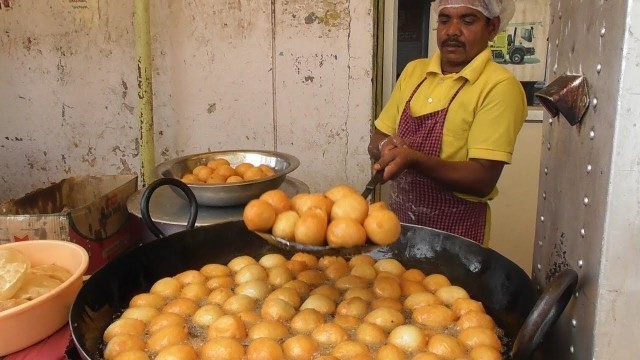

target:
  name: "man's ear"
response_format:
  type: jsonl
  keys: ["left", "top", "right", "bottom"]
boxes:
{"left": 489, "top": 17, "right": 501, "bottom": 38}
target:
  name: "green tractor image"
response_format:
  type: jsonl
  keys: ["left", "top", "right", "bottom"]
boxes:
{"left": 489, "top": 24, "right": 537, "bottom": 64}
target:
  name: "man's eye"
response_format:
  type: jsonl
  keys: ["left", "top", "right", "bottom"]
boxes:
{"left": 438, "top": 18, "right": 450, "bottom": 25}
{"left": 462, "top": 18, "right": 476, "bottom": 25}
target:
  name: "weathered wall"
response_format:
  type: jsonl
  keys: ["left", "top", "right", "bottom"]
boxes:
{"left": 0, "top": 0, "right": 374, "bottom": 201}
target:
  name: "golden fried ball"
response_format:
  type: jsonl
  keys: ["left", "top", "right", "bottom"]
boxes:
{"left": 155, "top": 344, "right": 197, "bottom": 360}
{"left": 457, "top": 327, "right": 502, "bottom": 351}
{"left": 174, "top": 269, "right": 206, "bottom": 285}
{"left": 215, "top": 164, "right": 238, "bottom": 179}
{"left": 295, "top": 193, "right": 333, "bottom": 217}
{"left": 246, "top": 337, "right": 284, "bottom": 360}
{"left": 207, "top": 158, "right": 230, "bottom": 169}
{"left": 331, "top": 341, "right": 371, "bottom": 359}
{"left": 427, "top": 334, "right": 466, "bottom": 360}
{"left": 291, "top": 252, "right": 319, "bottom": 268}
{"left": 235, "top": 263, "right": 268, "bottom": 284}
{"left": 312, "top": 323, "right": 349, "bottom": 346}
{"left": 335, "top": 275, "right": 369, "bottom": 291}
{"left": 336, "top": 296, "right": 369, "bottom": 318}
{"left": 401, "top": 279, "right": 428, "bottom": 296}
{"left": 235, "top": 279, "right": 272, "bottom": 300}
{"left": 410, "top": 353, "right": 443, "bottom": 360}
{"left": 238, "top": 310, "right": 262, "bottom": 328}
{"left": 343, "top": 288, "right": 375, "bottom": 302}
{"left": 112, "top": 350, "right": 149, "bottom": 360}
{"left": 243, "top": 199, "right": 277, "bottom": 232}
{"left": 193, "top": 165, "right": 213, "bottom": 181}
{"left": 435, "top": 286, "right": 470, "bottom": 306}
{"left": 327, "top": 218, "right": 367, "bottom": 248}
{"left": 388, "top": 324, "right": 428, "bottom": 353}
{"left": 294, "top": 211, "right": 328, "bottom": 246}
{"left": 207, "top": 314, "right": 247, "bottom": 340}
{"left": 266, "top": 286, "right": 301, "bottom": 308}
{"left": 162, "top": 297, "right": 199, "bottom": 317}
{"left": 317, "top": 255, "right": 348, "bottom": 269}
{"left": 147, "top": 312, "right": 185, "bottom": 333}
{"left": 297, "top": 269, "right": 328, "bottom": 286}
{"left": 259, "top": 253, "right": 288, "bottom": 268}
{"left": 282, "top": 335, "right": 319, "bottom": 360}
{"left": 267, "top": 265, "right": 294, "bottom": 286}
{"left": 200, "top": 263, "right": 231, "bottom": 277}
{"left": 260, "top": 189, "right": 292, "bottom": 215}
{"left": 422, "top": 274, "right": 451, "bottom": 293}
{"left": 333, "top": 314, "right": 362, "bottom": 331}
{"left": 324, "top": 260, "right": 350, "bottom": 280}
{"left": 150, "top": 277, "right": 182, "bottom": 298}
{"left": 261, "top": 297, "right": 297, "bottom": 321}
{"left": 290, "top": 308, "right": 326, "bottom": 334}
{"left": 325, "top": 184, "right": 358, "bottom": 202}
{"left": 374, "top": 259, "right": 406, "bottom": 276}
{"left": 375, "top": 344, "right": 406, "bottom": 360}
{"left": 120, "top": 306, "right": 159, "bottom": 324}
{"left": 181, "top": 174, "right": 200, "bottom": 184}
{"left": 370, "top": 297, "right": 404, "bottom": 311}
{"left": 205, "top": 276, "right": 235, "bottom": 290}
{"left": 355, "top": 322, "right": 387, "bottom": 346}
{"left": 259, "top": 164, "right": 276, "bottom": 177}
{"left": 235, "top": 163, "right": 254, "bottom": 176}
{"left": 364, "top": 307, "right": 405, "bottom": 331}
{"left": 103, "top": 318, "right": 146, "bottom": 342}
{"left": 310, "top": 284, "right": 342, "bottom": 302}
{"left": 228, "top": 255, "right": 258, "bottom": 272}
{"left": 282, "top": 279, "right": 311, "bottom": 298}
{"left": 350, "top": 264, "right": 377, "bottom": 282}
{"left": 456, "top": 311, "right": 496, "bottom": 331}
{"left": 248, "top": 320, "right": 290, "bottom": 341}
{"left": 146, "top": 325, "right": 188, "bottom": 353}
{"left": 129, "top": 293, "right": 165, "bottom": 309}
{"left": 104, "top": 335, "right": 146, "bottom": 360}
{"left": 207, "top": 287, "right": 234, "bottom": 305}
{"left": 469, "top": 345, "right": 502, "bottom": 360}
{"left": 412, "top": 304, "right": 457, "bottom": 329}
{"left": 300, "top": 294, "right": 336, "bottom": 315}
{"left": 180, "top": 283, "right": 210, "bottom": 302}
{"left": 451, "top": 298, "right": 486, "bottom": 317}
{"left": 206, "top": 174, "right": 227, "bottom": 184}
{"left": 373, "top": 275, "right": 402, "bottom": 299}
{"left": 243, "top": 167, "right": 266, "bottom": 181}
{"left": 226, "top": 175, "right": 244, "bottom": 183}
{"left": 349, "top": 254, "right": 376, "bottom": 267}
{"left": 402, "top": 268, "right": 426, "bottom": 282}
{"left": 330, "top": 193, "right": 369, "bottom": 224}
{"left": 192, "top": 304, "right": 224, "bottom": 327}
{"left": 287, "top": 260, "right": 309, "bottom": 275}
{"left": 368, "top": 201, "right": 389, "bottom": 214}
{"left": 200, "top": 338, "right": 245, "bottom": 360}
{"left": 363, "top": 209, "right": 401, "bottom": 246}
{"left": 404, "top": 292, "right": 444, "bottom": 311}
{"left": 223, "top": 294, "right": 256, "bottom": 314}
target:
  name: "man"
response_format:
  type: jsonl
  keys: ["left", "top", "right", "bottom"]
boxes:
{"left": 368, "top": 0, "right": 526, "bottom": 245}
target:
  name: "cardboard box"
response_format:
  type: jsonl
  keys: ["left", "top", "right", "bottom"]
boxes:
{"left": 0, "top": 175, "right": 142, "bottom": 274}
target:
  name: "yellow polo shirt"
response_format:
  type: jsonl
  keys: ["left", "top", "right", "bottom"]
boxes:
{"left": 374, "top": 48, "right": 527, "bottom": 201}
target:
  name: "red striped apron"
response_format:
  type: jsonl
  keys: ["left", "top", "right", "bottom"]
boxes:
{"left": 388, "top": 78, "right": 488, "bottom": 244}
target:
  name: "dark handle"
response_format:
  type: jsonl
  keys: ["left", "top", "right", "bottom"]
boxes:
{"left": 361, "top": 171, "right": 384, "bottom": 199}
{"left": 140, "top": 178, "right": 199, "bottom": 239}
{"left": 509, "top": 268, "right": 579, "bottom": 360}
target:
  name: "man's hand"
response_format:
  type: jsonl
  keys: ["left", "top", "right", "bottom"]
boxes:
{"left": 374, "top": 142, "right": 416, "bottom": 182}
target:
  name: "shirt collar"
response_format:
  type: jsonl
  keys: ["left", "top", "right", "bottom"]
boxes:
{"left": 426, "top": 48, "right": 492, "bottom": 84}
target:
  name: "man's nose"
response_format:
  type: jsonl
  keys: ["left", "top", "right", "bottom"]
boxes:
{"left": 446, "top": 20, "right": 462, "bottom": 36}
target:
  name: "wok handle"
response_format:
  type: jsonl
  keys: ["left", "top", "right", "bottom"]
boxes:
{"left": 140, "top": 178, "right": 199, "bottom": 239}
{"left": 509, "top": 268, "right": 579, "bottom": 360}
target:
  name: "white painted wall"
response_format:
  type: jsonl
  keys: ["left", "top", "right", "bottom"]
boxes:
{"left": 0, "top": 0, "right": 374, "bottom": 201}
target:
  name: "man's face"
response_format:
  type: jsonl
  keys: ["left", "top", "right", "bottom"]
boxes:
{"left": 436, "top": 6, "right": 500, "bottom": 73}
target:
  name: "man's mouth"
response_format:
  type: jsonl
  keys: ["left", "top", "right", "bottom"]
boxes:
{"left": 442, "top": 40, "right": 465, "bottom": 49}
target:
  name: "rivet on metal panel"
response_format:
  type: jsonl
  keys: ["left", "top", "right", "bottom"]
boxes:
{"left": 540, "top": 216, "right": 545, "bottom": 222}
{"left": 570, "top": 346, "right": 575, "bottom": 353}
{"left": 537, "top": 264, "right": 542, "bottom": 270}
{"left": 572, "top": 318, "right": 577, "bottom": 327}
{"left": 544, "top": 167, "right": 549, "bottom": 175}
{"left": 578, "top": 260, "right": 584, "bottom": 268}
{"left": 586, "top": 164, "right": 592, "bottom": 173}
{"left": 600, "top": 27, "right": 606, "bottom": 36}
{"left": 589, "top": 130, "right": 596, "bottom": 139}
{"left": 592, "top": 98, "right": 598, "bottom": 107}
{"left": 539, "top": 241, "right": 543, "bottom": 247}
{"left": 596, "top": 64, "right": 602, "bottom": 73}
{"left": 543, "top": 191, "right": 547, "bottom": 200}
{"left": 580, "top": 228, "right": 586, "bottom": 237}
{"left": 547, "top": 142, "right": 551, "bottom": 150}
{"left": 583, "top": 196, "right": 590, "bottom": 206}
{"left": 549, "top": 117, "right": 554, "bottom": 124}
{"left": 555, "top": 38, "right": 559, "bottom": 47}
{"left": 575, "top": 291, "right": 579, "bottom": 298}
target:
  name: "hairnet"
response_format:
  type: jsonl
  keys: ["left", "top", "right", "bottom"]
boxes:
{"left": 433, "top": 0, "right": 516, "bottom": 31}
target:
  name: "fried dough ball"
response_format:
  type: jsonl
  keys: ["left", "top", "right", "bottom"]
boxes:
{"left": 259, "top": 253, "right": 288, "bottom": 268}
{"left": 456, "top": 311, "right": 497, "bottom": 331}
{"left": 300, "top": 294, "right": 336, "bottom": 314}
{"left": 267, "top": 265, "right": 294, "bottom": 286}
{"left": 129, "top": 293, "right": 165, "bottom": 309}
{"left": 402, "top": 268, "right": 426, "bottom": 282}
{"left": 469, "top": 345, "right": 502, "bottom": 360}
{"left": 327, "top": 218, "right": 367, "bottom": 248}
{"left": 235, "top": 279, "right": 271, "bottom": 300}
{"left": 207, "top": 287, "right": 234, "bottom": 305}
{"left": 260, "top": 189, "right": 292, "bottom": 215}
{"left": 180, "top": 283, "right": 210, "bottom": 302}
{"left": 207, "top": 158, "right": 230, "bottom": 169}
{"left": 162, "top": 298, "right": 198, "bottom": 317}
{"left": 215, "top": 164, "right": 238, "bottom": 179}
{"left": 266, "top": 286, "right": 301, "bottom": 308}
{"left": 181, "top": 174, "right": 200, "bottom": 184}
{"left": 228, "top": 255, "right": 258, "bottom": 272}
{"left": 248, "top": 320, "right": 290, "bottom": 340}
{"left": 295, "top": 193, "right": 333, "bottom": 217}
{"left": 350, "top": 264, "right": 377, "bottom": 281}
{"left": 297, "top": 269, "right": 328, "bottom": 286}
{"left": 427, "top": 334, "right": 466, "bottom": 360}
{"left": 375, "top": 344, "right": 406, "bottom": 360}
{"left": 337, "top": 296, "right": 369, "bottom": 317}
{"left": 343, "top": 288, "right": 375, "bottom": 302}
{"left": 146, "top": 325, "right": 188, "bottom": 353}
{"left": 287, "top": 260, "right": 309, "bottom": 275}
{"left": 193, "top": 165, "right": 213, "bottom": 181}
{"left": 113, "top": 350, "right": 149, "bottom": 360}
{"left": 208, "top": 314, "right": 247, "bottom": 340}
{"left": 290, "top": 308, "right": 326, "bottom": 334}
{"left": 155, "top": 344, "right": 198, "bottom": 360}
{"left": 324, "top": 260, "right": 350, "bottom": 280}
{"left": 282, "top": 335, "right": 319, "bottom": 360}
{"left": 404, "top": 292, "right": 443, "bottom": 311}
{"left": 356, "top": 322, "right": 387, "bottom": 346}
{"left": 120, "top": 306, "right": 159, "bottom": 324}
{"left": 192, "top": 304, "right": 224, "bottom": 327}
{"left": 174, "top": 269, "right": 206, "bottom": 285}
{"left": 226, "top": 175, "right": 244, "bottom": 183}
{"left": 291, "top": 252, "right": 319, "bottom": 268}
{"left": 312, "top": 323, "right": 349, "bottom": 346}
{"left": 104, "top": 335, "right": 146, "bottom": 360}
{"left": 150, "top": 277, "right": 182, "bottom": 298}
{"left": 238, "top": 310, "right": 262, "bottom": 328}
{"left": 374, "top": 259, "right": 406, "bottom": 277}
{"left": 200, "top": 263, "right": 231, "bottom": 277}
{"left": 205, "top": 276, "right": 235, "bottom": 290}
{"left": 310, "top": 284, "right": 342, "bottom": 302}
{"left": 335, "top": 275, "right": 369, "bottom": 290}
{"left": 259, "top": 164, "right": 276, "bottom": 176}
{"left": 334, "top": 314, "right": 361, "bottom": 330}
{"left": 364, "top": 307, "right": 405, "bottom": 331}
{"left": 246, "top": 337, "right": 284, "bottom": 360}
{"left": 364, "top": 209, "right": 402, "bottom": 245}
{"left": 368, "top": 201, "right": 389, "bottom": 214}
{"left": 240, "top": 166, "right": 264, "bottom": 180}
{"left": 435, "top": 286, "right": 470, "bottom": 306}
{"left": 349, "top": 254, "right": 376, "bottom": 267}
{"left": 451, "top": 298, "right": 486, "bottom": 317}
{"left": 318, "top": 255, "right": 348, "bottom": 269}
{"left": 422, "top": 274, "right": 451, "bottom": 293}
{"left": 104, "top": 318, "right": 146, "bottom": 342}
{"left": 282, "top": 279, "right": 311, "bottom": 298}
{"left": 401, "top": 279, "right": 427, "bottom": 296}
{"left": 243, "top": 199, "right": 277, "bottom": 232}
{"left": 235, "top": 163, "right": 254, "bottom": 176}
{"left": 223, "top": 294, "right": 256, "bottom": 314}
{"left": 411, "top": 353, "right": 443, "bottom": 360}
{"left": 457, "top": 327, "right": 502, "bottom": 351}
{"left": 412, "top": 304, "right": 457, "bottom": 329}
{"left": 325, "top": 184, "right": 358, "bottom": 202}
{"left": 294, "top": 211, "right": 327, "bottom": 246}
{"left": 388, "top": 324, "right": 428, "bottom": 353}
{"left": 235, "top": 263, "right": 268, "bottom": 284}
{"left": 373, "top": 275, "right": 402, "bottom": 299}
{"left": 261, "top": 297, "right": 296, "bottom": 321}
{"left": 206, "top": 174, "right": 227, "bottom": 184}
{"left": 330, "top": 193, "right": 369, "bottom": 224}
{"left": 371, "top": 297, "right": 404, "bottom": 311}
{"left": 200, "top": 338, "right": 245, "bottom": 360}
{"left": 147, "top": 312, "right": 185, "bottom": 333}
{"left": 332, "top": 341, "right": 371, "bottom": 359}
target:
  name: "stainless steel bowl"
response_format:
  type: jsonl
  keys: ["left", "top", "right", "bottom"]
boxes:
{"left": 153, "top": 150, "right": 300, "bottom": 207}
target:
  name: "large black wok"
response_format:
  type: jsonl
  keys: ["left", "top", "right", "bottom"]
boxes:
{"left": 69, "top": 179, "right": 577, "bottom": 359}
